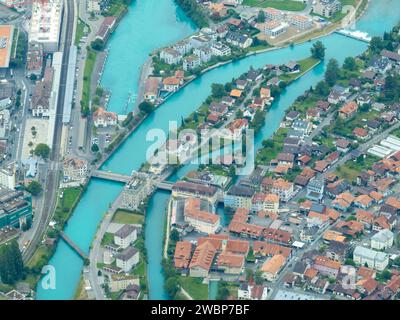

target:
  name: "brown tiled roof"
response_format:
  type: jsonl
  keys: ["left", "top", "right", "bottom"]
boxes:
{"left": 174, "top": 241, "right": 192, "bottom": 269}
{"left": 184, "top": 198, "right": 219, "bottom": 225}
{"left": 261, "top": 254, "right": 286, "bottom": 275}
{"left": 189, "top": 241, "right": 217, "bottom": 271}
{"left": 217, "top": 251, "right": 245, "bottom": 268}
{"left": 314, "top": 255, "right": 341, "bottom": 270}
{"left": 253, "top": 241, "right": 292, "bottom": 258}
{"left": 356, "top": 210, "right": 374, "bottom": 224}
{"left": 225, "top": 239, "right": 250, "bottom": 255}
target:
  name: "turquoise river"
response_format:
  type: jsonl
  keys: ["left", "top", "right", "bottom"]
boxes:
{"left": 36, "top": 0, "right": 400, "bottom": 300}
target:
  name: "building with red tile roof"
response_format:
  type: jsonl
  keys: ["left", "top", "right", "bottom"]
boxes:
{"left": 189, "top": 241, "right": 217, "bottom": 277}
{"left": 174, "top": 241, "right": 193, "bottom": 269}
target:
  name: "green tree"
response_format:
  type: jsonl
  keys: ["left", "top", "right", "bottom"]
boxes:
{"left": 165, "top": 277, "right": 180, "bottom": 299}
{"left": 26, "top": 180, "right": 42, "bottom": 196}
{"left": 236, "top": 109, "right": 244, "bottom": 119}
{"left": 343, "top": 57, "right": 357, "bottom": 71}
{"left": 95, "top": 87, "right": 104, "bottom": 96}
{"left": 325, "top": 59, "right": 340, "bottom": 86}
{"left": 257, "top": 10, "right": 265, "bottom": 23}
{"left": 216, "top": 281, "right": 230, "bottom": 300}
{"left": 245, "top": 268, "right": 254, "bottom": 282}
{"left": 251, "top": 109, "right": 265, "bottom": 133}
{"left": 170, "top": 228, "right": 180, "bottom": 242}
{"left": 175, "top": 0, "right": 209, "bottom": 28}
{"left": 254, "top": 270, "right": 264, "bottom": 285}
{"left": 383, "top": 75, "right": 399, "bottom": 102}
{"left": 311, "top": 41, "right": 326, "bottom": 60}
{"left": 315, "top": 80, "right": 330, "bottom": 96}
{"left": 91, "top": 38, "right": 105, "bottom": 51}
{"left": 0, "top": 240, "right": 24, "bottom": 285}
{"left": 34, "top": 143, "right": 50, "bottom": 159}
{"left": 138, "top": 101, "right": 154, "bottom": 114}
{"left": 369, "top": 36, "right": 384, "bottom": 53}
{"left": 91, "top": 143, "right": 100, "bottom": 153}
{"left": 211, "top": 83, "right": 226, "bottom": 99}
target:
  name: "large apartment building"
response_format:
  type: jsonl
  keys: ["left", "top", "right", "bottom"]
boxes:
{"left": 353, "top": 246, "right": 389, "bottom": 271}
{"left": 313, "top": 0, "right": 342, "bottom": 18}
{"left": 29, "top": 0, "right": 63, "bottom": 52}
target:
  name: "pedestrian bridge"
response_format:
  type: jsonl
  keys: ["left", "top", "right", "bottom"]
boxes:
{"left": 59, "top": 231, "right": 88, "bottom": 260}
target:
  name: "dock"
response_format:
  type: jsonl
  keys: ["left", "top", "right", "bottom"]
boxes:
{"left": 59, "top": 231, "right": 88, "bottom": 260}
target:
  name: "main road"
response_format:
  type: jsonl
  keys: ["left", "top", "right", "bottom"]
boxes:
{"left": 23, "top": 0, "right": 76, "bottom": 262}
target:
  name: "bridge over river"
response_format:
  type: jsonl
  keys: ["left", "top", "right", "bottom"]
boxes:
{"left": 59, "top": 231, "right": 88, "bottom": 260}
{"left": 91, "top": 170, "right": 174, "bottom": 191}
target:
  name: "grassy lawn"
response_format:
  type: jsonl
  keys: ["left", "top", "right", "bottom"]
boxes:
{"left": 392, "top": 128, "right": 400, "bottom": 138}
{"left": 280, "top": 57, "right": 320, "bottom": 82}
{"left": 178, "top": 276, "right": 208, "bottom": 300}
{"left": 75, "top": 19, "right": 89, "bottom": 46}
{"left": 74, "top": 276, "right": 88, "bottom": 300}
{"left": 132, "top": 258, "right": 146, "bottom": 277}
{"left": 256, "top": 127, "right": 289, "bottom": 164}
{"left": 10, "top": 27, "right": 19, "bottom": 58}
{"left": 103, "top": 0, "right": 128, "bottom": 17}
{"left": 247, "top": 43, "right": 272, "bottom": 52}
{"left": 27, "top": 245, "right": 50, "bottom": 268}
{"left": 53, "top": 187, "right": 83, "bottom": 226}
{"left": 339, "top": 0, "right": 357, "bottom": 6}
{"left": 243, "top": 0, "right": 306, "bottom": 11}
{"left": 0, "top": 283, "right": 12, "bottom": 294}
{"left": 336, "top": 155, "right": 379, "bottom": 182}
{"left": 112, "top": 209, "right": 144, "bottom": 225}
{"left": 101, "top": 232, "right": 114, "bottom": 246}
{"left": 81, "top": 48, "right": 97, "bottom": 115}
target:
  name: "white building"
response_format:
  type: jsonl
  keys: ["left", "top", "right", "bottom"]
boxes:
{"left": 0, "top": 109, "right": 11, "bottom": 139}
{"left": 353, "top": 246, "right": 389, "bottom": 272}
{"left": 238, "top": 284, "right": 269, "bottom": 300}
{"left": 288, "top": 14, "right": 313, "bottom": 30}
{"left": 371, "top": 229, "right": 394, "bottom": 250}
{"left": 160, "top": 48, "right": 182, "bottom": 65}
{"left": 184, "top": 198, "right": 220, "bottom": 234}
{"left": 210, "top": 42, "right": 231, "bottom": 57}
{"left": 63, "top": 157, "right": 88, "bottom": 183}
{"left": 114, "top": 225, "right": 137, "bottom": 250}
{"left": 121, "top": 174, "right": 153, "bottom": 211}
{"left": 193, "top": 46, "right": 213, "bottom": 63}
{"left": 87, "top": 0, "right": 101, "bottom": 14}
{"left": 263, "top": 21, "right": 288, "bottom": 38}
{"left": 173, "top": 40, "right": 192, "bottom": 56}
{"left": 313, "top": 0, "right": 342, "bottom": 18}
{"left": 0, "top": 164, "right": 16, "bottom": 189}
{"left": 116, "top": 247, "right": 139, "bottom": 273}
{"left": 92, "top": 107, "right": 118, "bottom": 128}
{"left": 271, "top": 179, "right": 294, "bottom": 202}
{"left": 29, "top": 0, "right": 63, "bottom": 52}
{"left": 183, "top": 55, "right": 201, "bottom": 71}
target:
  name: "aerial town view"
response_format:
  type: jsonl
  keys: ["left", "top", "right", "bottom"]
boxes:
{"left": 0, "top": 0, "right": 399, "bottom": 310}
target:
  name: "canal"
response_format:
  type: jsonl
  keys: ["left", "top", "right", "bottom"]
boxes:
{"left": 36, "top": 0, "right": 400, "bottom": 300}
